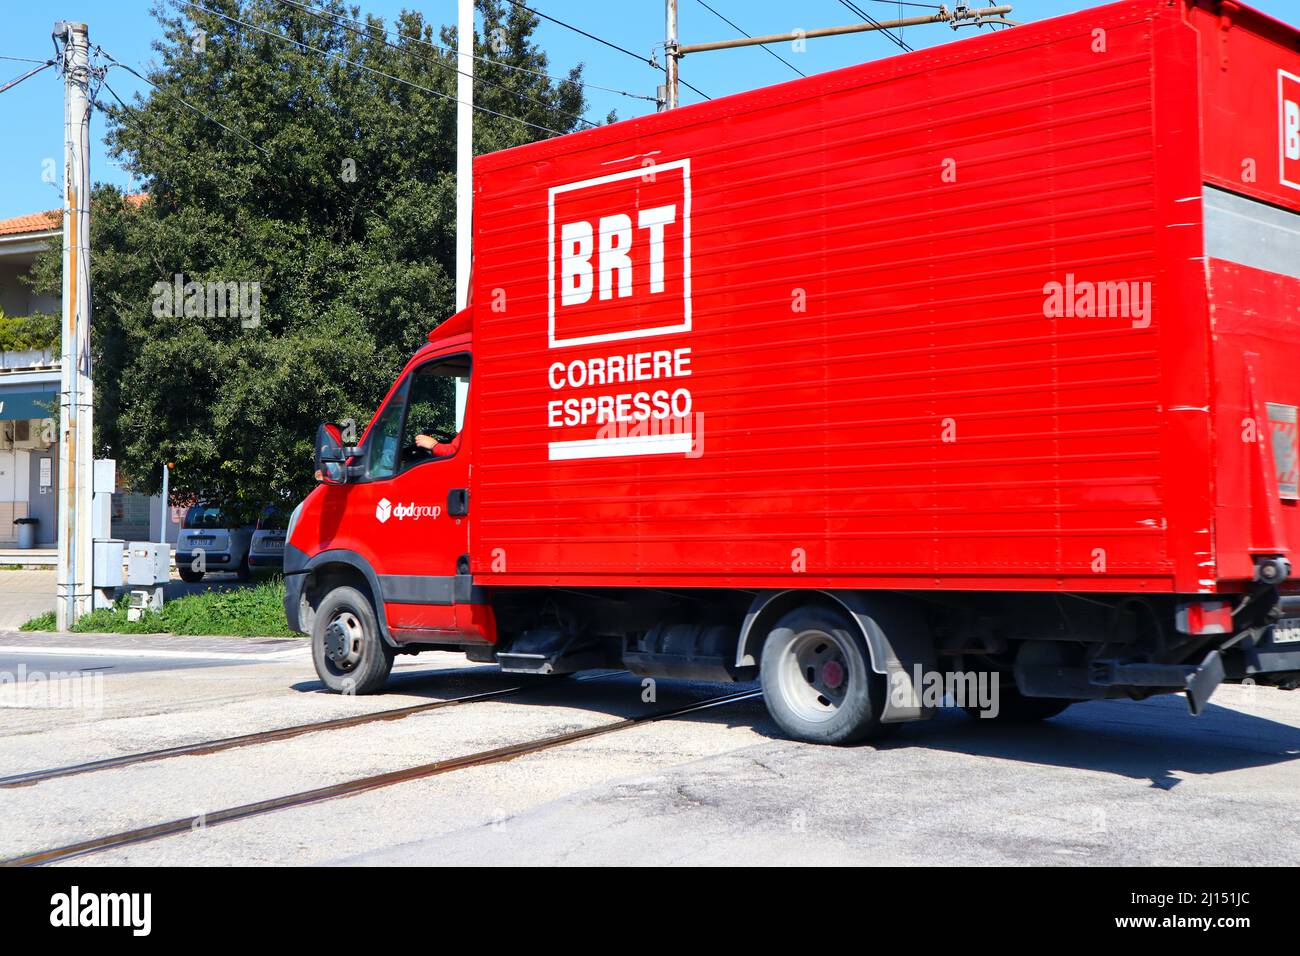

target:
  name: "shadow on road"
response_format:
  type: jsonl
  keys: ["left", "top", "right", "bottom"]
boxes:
{"left": 287, "top": 663, "right": 1300, "bottom": 790}
{"left": 879, "top": 695, "right": 1300, "bottom": 789}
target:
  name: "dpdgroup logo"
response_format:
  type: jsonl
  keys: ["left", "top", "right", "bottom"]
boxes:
{"left": 1282, "top": 69, "right": 1300, "bottom": 192}
{"left": 545, "top": 159, "right": 697, "bottom": 462}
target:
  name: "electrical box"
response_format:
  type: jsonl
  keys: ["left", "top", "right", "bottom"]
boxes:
{"left": 92, "top": 459, "right": 117, "bottom": 540}
{"left": 126, "top": 541, "right": 170, "bottom": 586}
{"left": 92, "top": 539, "right": 125, "bottom": 589}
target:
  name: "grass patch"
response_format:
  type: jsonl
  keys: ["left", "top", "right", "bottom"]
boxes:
{"left": 19, "top": 578, "right": 297, "bottom": 637}
{"left": 19, "top": 610, "right": 56, "bottom": 631}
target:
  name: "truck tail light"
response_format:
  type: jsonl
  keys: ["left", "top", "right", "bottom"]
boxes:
{"left": 1176, "top": 600, "right": 1235, "bottom": 636}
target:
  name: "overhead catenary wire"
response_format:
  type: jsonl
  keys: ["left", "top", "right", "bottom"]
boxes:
{"left": 282, "top": 0, "right": 657, "bottom": 104}
{"left": 693, "top": 0, "right": 806, "bottom": 78}
{"left": 837, "top": 0, "right": 914, "bottom": 52}
{"left": 270, "top": 0, "right": 600, "bottom": 129}
{"left": 176, "top": 0, "right": 568, "bottom": 136}
{"left": 501, "top": 0, "right": 712, "bottom": 101}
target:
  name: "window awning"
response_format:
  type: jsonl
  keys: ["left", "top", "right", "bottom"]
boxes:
{"left": 0, "top": 386, "right": 58, "bottom": 421}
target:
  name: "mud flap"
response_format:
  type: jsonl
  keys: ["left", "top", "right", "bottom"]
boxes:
{"left": 1185, "top": 649, "right": 1225, "bottom": 716}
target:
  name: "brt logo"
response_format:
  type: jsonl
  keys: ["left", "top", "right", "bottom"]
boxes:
{"left": 1283, "top": 70, "right": 1300, "bottom": 191}
{"left": 549, "top": 159, "right": 691, "bottom": 348}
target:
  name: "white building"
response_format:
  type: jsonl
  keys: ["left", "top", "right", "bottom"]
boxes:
{"left": 0, "top": 203, "right": 160, "bottom": 549}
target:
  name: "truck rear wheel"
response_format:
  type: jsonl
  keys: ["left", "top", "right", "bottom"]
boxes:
{"left": 760, "top": 605, "right": 889, "bottom": 745}
{"left": 311, "top": 586, "right": 393, "bottom": 694}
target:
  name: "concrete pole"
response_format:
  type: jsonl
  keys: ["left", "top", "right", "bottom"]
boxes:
{"left": 454, "top": 0, "right": 473, "bottom": 427}
{"left": 56, "top": 21, "right": 93, "bottom": 630}
{"left": 159, "top": 462, "right": 169, "bottom": 544}
{"left": 456, "top": 0, "right": 473, "bottom": 313}
{"left": 665, "top": 0, "right": 679, "bottom": 110}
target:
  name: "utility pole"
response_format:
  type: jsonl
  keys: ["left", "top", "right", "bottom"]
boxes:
{"left": 55, "top": 21, "right": 93, "bottom": 631}
{"left": 454, "top": 0, "right": 473, "bottom": 424}
{"left": 663, "top": 0, "right": 679, "bottom": 111}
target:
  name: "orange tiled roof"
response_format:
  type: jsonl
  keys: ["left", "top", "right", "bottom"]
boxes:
{"left": 0, "top": 209, "right": 59, "bottom": 236}
{"left": 0, "top": 193, "right": 147, "bottom": 237}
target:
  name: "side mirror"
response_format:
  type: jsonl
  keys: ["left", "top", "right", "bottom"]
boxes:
{"left": 314, "top": 423, "right": 350, "bottom": 484}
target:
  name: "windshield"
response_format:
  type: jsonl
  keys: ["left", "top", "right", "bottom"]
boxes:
{"left": 256, "top": 507, "right": 287, "bottom": 531}
{"left": 183, "top": 504, "right": 227, "bottom": 529}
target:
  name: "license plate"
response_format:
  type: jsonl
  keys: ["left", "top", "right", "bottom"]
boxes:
{"left": 191, "top": 536, "right": 214, "bottom": 545}
{"left": 261, "top": 538, "right": 284, "bottom": 552}
{"left": 1272, "top": 618, "right": 1300, "bottom": 645}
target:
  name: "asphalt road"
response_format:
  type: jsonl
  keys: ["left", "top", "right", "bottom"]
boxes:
{"left": 0, "top": 640, "right": 1297, "bottom": 866}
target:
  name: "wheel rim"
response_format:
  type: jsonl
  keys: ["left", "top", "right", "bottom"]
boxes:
{"left": 776, "top": 627, "right": 853, "bottom": 723}
{"left": 323, "top": 610, "right": 365, "bottom": 672}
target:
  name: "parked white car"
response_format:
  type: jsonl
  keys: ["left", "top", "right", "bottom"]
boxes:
{"left": 175, "top": 503, "right": 253, "bottom": 583}
{"left": 248, "top": 505, "right": 287, "bottom": 574}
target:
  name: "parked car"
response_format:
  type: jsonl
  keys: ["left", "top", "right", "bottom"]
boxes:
{"left": 248, "top": 505, "right": 288, "bottom": 574}
{"left": 175, "top": 503, "right": 253, "bottom": 583}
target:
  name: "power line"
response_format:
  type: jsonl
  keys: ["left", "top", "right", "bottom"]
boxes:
{"left": 693, "top": 0, "right": 805, "bottom": 78}
{"left": 177, "top": 0, "right": 567, "bottom": 136}
{"left": 0, "top": 53, "right": 54, "bottom": 64}
{"left": 96, "top": 77, "right": 184, "bottom": 158}
{"left": 837, "top": 0, "right": 914, "bottom": 53}
{"left": 283, "top": 0, "right": 656, "bottom": 104}
{"left": 270, "top": 0, "right": 599, "bottom": 129}
{"left": 0, "top": 59, "right": 55, "bottom": 94}
{"left": 94, "top": 46, "right": 271, "bottom": 155}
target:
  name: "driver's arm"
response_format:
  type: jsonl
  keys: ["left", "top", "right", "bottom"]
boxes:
{"left": 414, "top": 432, "right": 460, "bottom": 456}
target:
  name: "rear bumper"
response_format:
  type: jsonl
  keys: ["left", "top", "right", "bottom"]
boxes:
{"left": 175, "top": 550, "right": 233, "bottom": 566}
{"left": 248, "top": 552, "right": 284, "bottom": 569}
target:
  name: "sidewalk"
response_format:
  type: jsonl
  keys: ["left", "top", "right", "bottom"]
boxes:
{"left": 0, "top": 628, "right": 306, "bottom": 661}
{"left": 0, "top": 569, "right": 57, "bottom": 630}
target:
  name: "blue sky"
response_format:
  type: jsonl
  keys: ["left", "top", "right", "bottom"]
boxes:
{"left": 0, "top": 0, "right": 1296, "bottom": 219}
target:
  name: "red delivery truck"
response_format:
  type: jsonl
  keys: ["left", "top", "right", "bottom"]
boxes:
{"left": 285, "top": 0, "right": 1300, "bottom": 743}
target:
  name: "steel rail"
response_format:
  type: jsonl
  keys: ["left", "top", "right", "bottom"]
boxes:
{"left": 0, "top": 671, "right": 616, "bottom": 789}
{"left": 2, "top": 688, "right": 761, "bottom": 866}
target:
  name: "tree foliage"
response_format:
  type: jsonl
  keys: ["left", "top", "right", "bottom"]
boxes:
{"left": 31, "top": 0, "right": 597, "bottom": 522}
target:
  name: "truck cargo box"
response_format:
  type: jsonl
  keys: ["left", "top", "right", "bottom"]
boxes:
{"left": 469, "top": 0, "right": 1299, "bottom": 595}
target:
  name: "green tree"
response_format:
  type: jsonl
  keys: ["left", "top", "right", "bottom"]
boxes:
{"left": 31, "top": 0, "right": 600, "bottom": 522}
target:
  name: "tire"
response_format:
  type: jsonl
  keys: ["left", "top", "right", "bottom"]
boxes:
{"left": 178, "top": 567, "right": 205, "bottom": 584}
{"left": 236, "top": 555, "right": 252, "bottom": 582}
{"left": 760, "top": 605, "right": 890, "bottom": 745}
{"left": 311, "top": 585, "right": 393, "bottom": 694}
{"left": 963, "top": 681, "right": 1074, "bottom": 722}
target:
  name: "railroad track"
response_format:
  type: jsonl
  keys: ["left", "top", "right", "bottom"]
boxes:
{"left": 0, "top": 669, "right": 610, "bottom": 789}
{"left": 2, "top": 688, "right": 760, "bottom": 866}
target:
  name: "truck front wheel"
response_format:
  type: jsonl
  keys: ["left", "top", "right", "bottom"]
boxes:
{"left": 760, "top": 605, "right": 889, "bottom": 745}
{"left": 311, "top": 586, "right": 393, "bottom": 694}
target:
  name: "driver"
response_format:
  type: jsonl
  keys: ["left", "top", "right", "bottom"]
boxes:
{"left": 414, "top": 432, "right": 461, "bottom": 457}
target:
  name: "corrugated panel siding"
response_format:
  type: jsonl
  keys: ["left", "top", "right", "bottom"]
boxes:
{"left": 471, "top": 2, "right": 1182, "bottom": 588}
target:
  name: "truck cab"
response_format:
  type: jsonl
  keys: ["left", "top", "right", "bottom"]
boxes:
{"left": 283, "top": 310, "right": 490, "bottom": 693}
